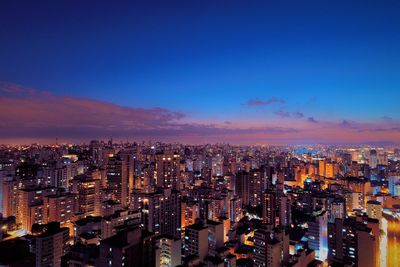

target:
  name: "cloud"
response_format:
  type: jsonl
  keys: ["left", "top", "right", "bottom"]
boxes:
{"left": 381, "top": 116, "right": 393, "bottom": 122}
{"left": 1, "top": 82, "right": 400, "bottom": 145}
{"left": 0, "top": 83, "right": 299, "bottom": 144}
{"left": 341, "top": 120, "right": 352, "bottom": 127}
{"left": 0, "top": 82, "right": 185, "bottom": 139}
{"left": 293, "top": 112, "right": 304, "bottom": 118}
{"left": 274, "top": 110, "right": 304, "bottom": 118}
{"left": 247, "top": 97, "right": 285, "bottom": 106}
{"left": 274, "top": 110, "right": 291, "bottom": 118}
{"left": 358, "top": 127, "right": 400, "bottom": 133}
{"left": 307, "top": 117, "right": 318, "bottom": 123}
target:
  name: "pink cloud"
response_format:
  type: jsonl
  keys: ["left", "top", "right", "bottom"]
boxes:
{"left": 1, "top": 82, "right": 400, "bottom": 145}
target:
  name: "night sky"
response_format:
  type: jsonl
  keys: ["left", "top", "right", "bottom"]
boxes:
{"left": 1, "top": 0, "right": 400, "bottom": 144}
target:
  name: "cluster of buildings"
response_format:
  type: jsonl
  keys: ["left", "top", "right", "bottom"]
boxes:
{"left": 0, "top": 141, "right": 399, "bottom": 267}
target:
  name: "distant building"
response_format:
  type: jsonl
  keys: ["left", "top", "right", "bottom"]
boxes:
{"left": 366, "top": 200, "right": 382, "bottom": 220}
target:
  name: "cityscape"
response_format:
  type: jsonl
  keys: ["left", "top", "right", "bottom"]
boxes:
{"left": 1, "top": 1, "right": 400, "bottom": 267}
{"left": 0, "top": 143, "right": 399, "bottom": 267}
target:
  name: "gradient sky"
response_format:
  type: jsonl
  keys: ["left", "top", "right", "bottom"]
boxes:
{"left": 1, "top": 0, "right": 400, "bottom": 144}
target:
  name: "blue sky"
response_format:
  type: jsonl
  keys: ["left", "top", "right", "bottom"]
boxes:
{"left": 0, "top": 0, "right": 400, "bottom": 144}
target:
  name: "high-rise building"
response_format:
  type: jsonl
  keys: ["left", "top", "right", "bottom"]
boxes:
{"left": 388, "top": 176, "right": 400, "bottom": 196}
{"left": 106, "top": 155, "right": 129, "bottom": 205}
{"left": 249, "top": 169, "right": 263, "bottom": 206}
{"left": 43, "top": 191, "right": 75, "bottom": 229}
{"left": 211, "top": 154, "right": 224, "bottom": 177}
{"left": 328, "top": 217, "right": 376, "bottom": 267}
{"left": 32, "top": 222, "right": 69, "bottom": 267}
{"left": 366, "top": 200, "right": 382, "bottom": 220}
{"left": 277, "top": 192, "right": 291, "bottom": 227}
{"left": 307, "top": 210, "right": 328, "bottom": 262}
{"left": 140, "top": 188, "right": 181, "bottom": 239}
{"left": 17, "top": 187, "right": 56, "bottom": 232}
{"left": 118, "top": 149, "right": 135, "bottom": 201}
{"left": 253, "top": 228, "right": 289, "bottom": 267}
{"left": 71, "top": 175, "right": 101, "bottom": 217}
{"left": 328, "top": 198, "right": 346, "bottom": 223}
{"left": 206, "top": 220, "right": 224, "bottom": 251}
{"left": 155, "top": 236, "right": 181, "bottom": 267}
{"left": 0, "top": 160, "right": 14, "bottom": 216}
{"left": 262, "top": 189, "right": 276, "bottom": 227}
{"left": 230, "top": 196, "right": 242, "bottom": 223}
{"left": 181, "top": 201, "right": 200, "bottom": 231}
{"left": 369, "top": 149, "right": 378, "bottom": 168}
{"left": 98, "top": 226, "right": 154, "bottom": 267}
{"left": 318, "top": 160, "right": 326, "bottom": 177}
{"left": 184, "top": 223, "right": 209, "bottom": 262}
{"left": 156, "top": 152, "right": 180, "bottom": 189}
{"left": 1, "top": 178, "right": 17, "bottom": 218}
{"left": 235, "top": 171, "right": 249, "bottom": 207}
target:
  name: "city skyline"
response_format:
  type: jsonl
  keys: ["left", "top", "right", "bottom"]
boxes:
{"left": 1, "top": 1, "right": 400, "bottom": 145}
{"left": 1, "top": 2, "right": 400, "bottom": 267}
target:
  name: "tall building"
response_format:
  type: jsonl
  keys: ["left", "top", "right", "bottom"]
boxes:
{"left": 0, "top": 160, "right": 14, "bottom": 216}
{"left": 207, "top": 220, "right": 224, "bottom": 251}
{"left": 1, "top": 178, "right": 17, "bottom": 218}
{"left": 32, "top": 222, "right": 69, "bottom": 267}
{"left": 366, "top": 200, "right": 382, "bottom": 220}
{"left": 17, "top": 187, "right": 56, "bottom": 232}
{"left": 328, "top": 198, "right": 346, "bottom": 223}
{"left": 156, "top": 152, "right": 180, "bottom": 189}
{"left": 230, "top": 196, "right": 243, "bottom": 223}
{"left": 307, "top": 210, "right": 328, "bottom": 262}
{"left": 369, "top": 149, "right": 378, "bottom": 168}
{"left": 235, "top": 171, "right": 249, "bottom": 207}
{"left": 262, "top": 189, "right": 276, "bottom": 227}
{"left": 118, "top": 149, "right": 135, "bottom": 200}
{"left": 211, "top": 154, "right": 224, "bottom": 177}
{"left": 106, "top": 155, "right": 129, "bottom": 205}
{"left": 71, "top": 175, "right": 101, "bottom": 217}
{"left": 277, "top": 192, "right": 291, "bottom": 227}
{"left": 140, "top": 188, "right": 181, "bottom": 239}
{"left": 388, "top": 176, "right": 400, "bottom": 196}
{"left": 328, "top": 217, "right": 376, "bottom": 267}
{"left": 318, "top": 160, "right": 326, "bottom": 177}
{"left": 98, "top": 226, "right": 154, "bottom": 267}
{"left": 253, "top": 228, "right": 289, "bottom": 267}
{"left": 43, "top": 191, "right": 75, "bottom": 229}
{"left": 181, "top": 201, "right": 200, "bottom": 232}
{"left": 249, "top": 169, "right": 263, "bottom": 206}
{"left": 184, "top": 223, "right": 209, "bottom": 262}
{"left": 325, "top": 162, "right": 337, "bottom": 178}
{"left": 155, "top": 236, "right": 181, "bottom": 267}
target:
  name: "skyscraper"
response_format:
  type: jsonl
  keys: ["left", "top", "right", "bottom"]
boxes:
{"left": 156, "top": 152, "right": 180, "bottom": 190}
{"left": 106, "top": 155, "right": 129, "bottom": 206}
{"left": 262, "top": 189, "right": 276, "bottom": 227}
{"left": 140, "top": 188, "right": 181, "bottom": 239}
{"left": 307, "top": 210, "right": 328, "bottom": 262}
